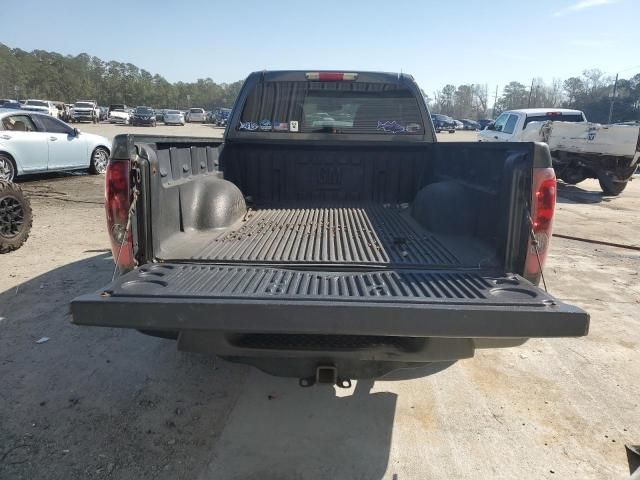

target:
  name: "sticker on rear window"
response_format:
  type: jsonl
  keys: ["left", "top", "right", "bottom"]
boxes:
{"left": 377, "top": 121, "right": 406, "bottom": 134}
{"left": 289, "top": 120, "right": 299, "bottom": 132}
{"left": 273, "top": 122, "right": 289, "bottom": 131}
{"left": 259, "top": 119, "right": 272, "bottom": 131}
{"left": 239, "top": 121, "right": 258, "bottom": 131}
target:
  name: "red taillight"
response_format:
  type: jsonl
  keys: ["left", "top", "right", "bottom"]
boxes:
{"left": 525, "top": 167, "right": 556, "bottom": 284}
{"left": 105, "top": 159, "right": 134, "bottom": 271}
{"left": 305, "top": 72, "right": 358, "bottom": 81}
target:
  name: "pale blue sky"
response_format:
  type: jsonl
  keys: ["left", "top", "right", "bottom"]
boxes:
{"left": 2, "top": 0, "right": 638, "bottom": 95}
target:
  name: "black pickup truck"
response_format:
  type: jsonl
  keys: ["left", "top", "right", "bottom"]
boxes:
{"left": 71, "top": 70, "right": 589, "bottom": 385}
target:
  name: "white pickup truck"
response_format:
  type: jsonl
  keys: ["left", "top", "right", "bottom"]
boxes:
{"left": 70, "top": 100, "right": 100, "bottom": 123}
{"left": 478, "top": 108, "right": 640, "bottom": 195}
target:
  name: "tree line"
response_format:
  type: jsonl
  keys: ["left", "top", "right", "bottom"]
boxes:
{"left": 0, "top": 43, "right": 243, "bottom": 109}
{"left": 430, "top": 68, "right": 640, "bottom": 123}
{"left": 2, "top": 43, "right": 639, "bottom": 123}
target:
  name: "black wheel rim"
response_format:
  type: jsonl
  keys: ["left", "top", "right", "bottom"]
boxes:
{"left": 0, "top": 195, "right": 24, "bottom": 238}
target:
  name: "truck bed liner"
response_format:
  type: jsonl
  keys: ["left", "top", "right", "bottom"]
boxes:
{"left": 161, "top": 205, "right": 497, "bottom": 268}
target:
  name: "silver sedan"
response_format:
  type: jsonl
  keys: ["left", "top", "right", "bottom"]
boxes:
{"left": 163, "top": 110, "right": 185, "bottom": 126}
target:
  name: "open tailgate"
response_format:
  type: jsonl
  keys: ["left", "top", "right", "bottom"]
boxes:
{"left": 71, "top": 264, "right": 589, "bottom": 338}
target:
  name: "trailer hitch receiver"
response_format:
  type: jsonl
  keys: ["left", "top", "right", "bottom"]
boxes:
{"left": 299, "top": 365, "right": 352, "bottom": 388}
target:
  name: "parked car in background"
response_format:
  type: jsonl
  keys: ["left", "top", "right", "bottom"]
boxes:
{"left": 108, "top": 104, "right": 131, "bottom": 124}
{"left": 0, "top": 110, "right": 111, "bottom": 182}
{"left": 52, "top": 101, "right": 67, "bottom": 121}
{"left": 155, "top": 109, "right": 166, "bottom": 123}
{"left": 461, "top": 119, "right": 480, "bottom": 130}
{"left": 453, "top": 119, "right": 464, "bottom": 130}
{"left": 163, "top": 110, "right": 185, "bottom": 125}
{"left": 214, "top": 107, "right": 232, "bottom": 126}
{"left": 477, "top": 119, "right": 494, "bottom": 130}
{"left": 431, "top": 114, "right": 457, "bottom": 133}
{"left": 0, "top": 100, "right": 21, "bottom": 110}
{"left": 131, "top": 106, "right": 157, "bottom": 127}
{"left": 57, "top": 103, "right": 72, "bottom": 122}
{"left": 478, "top": 108, "right": 586, "bottom": 143}
{"left": 71, "top": 101, "right": 100, "bottom": 123}
{"left": 22, "top": 99, "right": 58, "bottom": 117}
{"left": 98, "top": 106, "right": 108, "bottom": 121}
{"left": 186, "top": 107, "right": 206, "bottom": 123}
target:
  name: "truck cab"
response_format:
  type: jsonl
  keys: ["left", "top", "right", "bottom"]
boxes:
{"left": 478, "top": 108, "right": 587, "bottom": 142}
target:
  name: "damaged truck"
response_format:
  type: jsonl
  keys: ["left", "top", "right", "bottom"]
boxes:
{"left": 479, "top": 108, "right": 640, "bottom": 195}
{"left": 71, "top": 71, "right": 589, "bottom": 386}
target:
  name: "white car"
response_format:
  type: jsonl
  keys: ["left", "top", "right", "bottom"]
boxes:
{"left": 477, "top": 108, "right": 587, "bottom": 142}
{"left": 108, "top": 111, "right": 131, "bottom": 124}
{"left": 163, "top": 110, "right": 185, "bottom": 125}
{"left": 0, "top": 110, "right": 111, "bottom": 181}
{"left": 108, "top": 104, "right": 131, "bottom": 124}
{"left": 186, "top": 107, "right": 206, "bottom": 123}
{"left": 22, "top": 99, "right": 59, "bottom": 117}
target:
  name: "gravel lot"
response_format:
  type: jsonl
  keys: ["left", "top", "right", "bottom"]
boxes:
{"left": 0, "top": 125, "right": 638, "bottom": 479}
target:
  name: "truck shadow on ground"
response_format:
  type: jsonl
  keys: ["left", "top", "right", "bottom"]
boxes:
{"left": 0, "top": 253, "right": 434, "bottom": 480}
{"left": 556, "top": 182, "right": 608, "bottom": 204}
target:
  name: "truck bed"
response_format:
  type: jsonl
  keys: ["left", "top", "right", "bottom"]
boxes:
{"left": 160, "top": 204, "right": 497, "bottom": 268}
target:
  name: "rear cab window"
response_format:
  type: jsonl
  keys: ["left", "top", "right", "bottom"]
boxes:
{"left": 237, "top": 75, "right": 425, "bottom": 136}
{"left": 524, "top": 113, "right": 586, "bottom": 127}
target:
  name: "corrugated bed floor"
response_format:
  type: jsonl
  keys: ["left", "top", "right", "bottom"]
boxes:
{"left": 161, "top": 205, "right": 492, "bottom": 267}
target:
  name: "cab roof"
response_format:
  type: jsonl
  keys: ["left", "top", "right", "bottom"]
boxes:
{"left": 505, "top": 108, "right": 584, "bottom": 117}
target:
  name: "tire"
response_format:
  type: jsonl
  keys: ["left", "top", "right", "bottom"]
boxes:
{"left": 0, "top": 180, "right": 32, "bottom": 253}
{"left": 89, "top": 147, "right": 109, "bottom": 175}
{"left": 449, "top": 130, "right": 456, "bottom": 134}
{"left": 559, "top": 166, "right": 587, "bottom": 185}
{"left": 598, "top": 175, "right": 628, "bottom": 196}
{"left": 0, "top": 153, "right": 17, "bottom": 182}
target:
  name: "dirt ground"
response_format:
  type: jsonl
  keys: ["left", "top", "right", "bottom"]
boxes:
{"left": 0, "top": 126, "right": 638, "bottom": 479}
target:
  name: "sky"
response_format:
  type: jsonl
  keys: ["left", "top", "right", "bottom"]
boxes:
{"left": 1, "top": 0, "right": 639, "bottom": 96}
